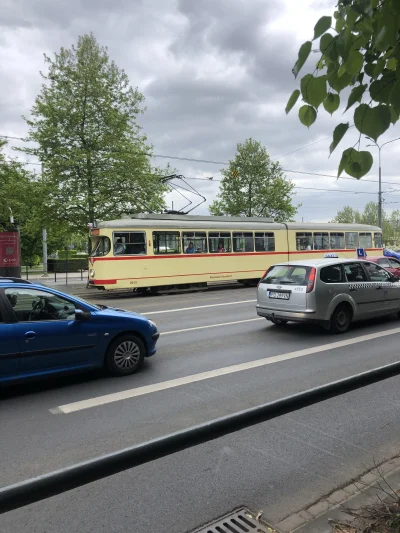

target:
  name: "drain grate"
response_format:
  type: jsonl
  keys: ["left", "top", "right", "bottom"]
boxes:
{"left": 191, "top": 507, "right": 275, "bottom": 533}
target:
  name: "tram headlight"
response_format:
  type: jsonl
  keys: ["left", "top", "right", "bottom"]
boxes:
{"left": 89, "top": 268, "right": 95, "bottom": 278}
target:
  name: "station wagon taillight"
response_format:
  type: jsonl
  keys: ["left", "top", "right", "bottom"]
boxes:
{"left": 306, "top": 267, "right": 316, "bottom": 293}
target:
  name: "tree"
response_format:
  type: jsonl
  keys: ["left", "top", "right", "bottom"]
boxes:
{"left": 209, "top": 138, "right": 297, "bottom": 221}
{"left": 19, "top": 33, "right": 167, "bottom": 233}
{"left": 331, "top": 201, "right": 398, "bottom": 244}
{"left": 286, "top": 0, "right": 400, "bottom": 179}
{"left": 331, "top": 205, "right": 362, "bottom": 223}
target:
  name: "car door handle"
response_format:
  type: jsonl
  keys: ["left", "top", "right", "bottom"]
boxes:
{"left": 350, "top": 288, "right": 357, "bottom": 292}
{"left": 376, "top": 286, "right": 383, "bottom": 290}
{"left": 24, "top": 331, "right": 36, "bottom": 339}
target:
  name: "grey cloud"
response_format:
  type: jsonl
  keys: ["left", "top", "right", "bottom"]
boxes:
{"left": 1, "top": 0, "right": 399, "bottom": 222}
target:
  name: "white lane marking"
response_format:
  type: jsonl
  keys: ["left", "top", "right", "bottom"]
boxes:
{"left": 52, "top": 326, "right": 400, "bottom": 414}
{"left": 139, "top": 299, "right": 256, "bottom": 315}
{"left": 162, "top": 318, "right": 263, "bottom": 335}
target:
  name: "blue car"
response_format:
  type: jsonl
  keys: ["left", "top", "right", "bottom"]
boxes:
{"left": 0, "top": 278, "right": 159, "bottom": 384}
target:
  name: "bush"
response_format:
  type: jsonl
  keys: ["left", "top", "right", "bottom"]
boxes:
{"left": 47, "top": 258, "right": 88, "bottom": 273}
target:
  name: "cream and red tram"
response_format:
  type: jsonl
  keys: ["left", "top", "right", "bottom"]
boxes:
{"left": 87, "top": 214, "right": 383, "bottom": 292}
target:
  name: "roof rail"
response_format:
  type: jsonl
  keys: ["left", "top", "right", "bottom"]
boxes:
{"left": 0, "top": 277, "right": 32, "bottom": 284}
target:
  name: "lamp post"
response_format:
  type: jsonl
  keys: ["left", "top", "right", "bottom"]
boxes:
{"left": 366, "top": 136, "right": 400, "bottom": 229}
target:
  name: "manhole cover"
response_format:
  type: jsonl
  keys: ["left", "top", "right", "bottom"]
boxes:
{"left": 191, "top": 507, "right": 277, "bottom": 533}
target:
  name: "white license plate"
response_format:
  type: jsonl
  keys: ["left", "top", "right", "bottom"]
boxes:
{"left": 269, "top": 291, "right": 290, "bottom": 300}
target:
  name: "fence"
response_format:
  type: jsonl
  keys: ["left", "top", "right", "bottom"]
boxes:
{"left": 1, "top": 359, "right": 400, "bottom": 514}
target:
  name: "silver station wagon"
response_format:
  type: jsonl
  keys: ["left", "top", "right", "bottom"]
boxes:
{"left": 256, "top": 258, "right": 400, "bottom": 333}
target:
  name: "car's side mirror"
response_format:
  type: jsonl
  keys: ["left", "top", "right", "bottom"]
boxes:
{"left": 75, "top": 309, "right": 91, "bottom": 321}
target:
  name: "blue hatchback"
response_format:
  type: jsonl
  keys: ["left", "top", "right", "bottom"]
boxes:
{"left": 0, "top": 278, "right": 159, "bottom": 384}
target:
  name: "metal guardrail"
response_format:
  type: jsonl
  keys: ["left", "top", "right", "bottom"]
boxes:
{"left": 1, "top": 359, "right": 400, "bottom": 514}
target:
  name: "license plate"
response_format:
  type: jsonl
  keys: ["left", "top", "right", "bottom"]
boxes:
{"left": 269, "top": 291, "right": 290, "bottom": 300}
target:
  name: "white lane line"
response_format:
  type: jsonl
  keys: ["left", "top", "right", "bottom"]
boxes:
{"left": 139, "top": 299, "right": 256, "bottom": 315}
{"left": 52, "top": 326, "right": 400, "bottom": 414}
{"left": 162, "top": 318, "right": 263, "bottom": 335}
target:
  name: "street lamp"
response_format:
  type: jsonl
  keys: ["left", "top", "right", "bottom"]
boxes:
{"left": 366, "top": 136, "right": 400, "bottom": 229}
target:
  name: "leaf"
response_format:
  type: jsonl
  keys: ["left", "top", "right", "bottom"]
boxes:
{"left": 370, "top": 79, "right": 394, "bottom": 104}
{"left": 346, "top": 50, "right": 364, "bottom": 76}
{"left": 343, "top": 149, "right": 373, "bottom": 179}
{"left": 364, "top": 63, "right": 375, "bottom": 77}
{"left": 354, "top": 104, "right": 391, "bottom": 141}
{"left": 330, "top": 123, "right": 349, "bottom": 155}
{"left": 328, "top": 71, "right": 353, "bottom": 93}
{"left": 313, "top": 16, "right": 332, "bottom": 40}
{"left": 345, "top": 84, "right": 366, "bottom": 112}
{"left": 373, "top": 59, "right": 385, "bottom": 78}
{"left": 323, "top": 93, "right": 340, "bottom": 114}
{"left": 338, "top": 149, "right": 349, "bottom": 177}
{"left": 285, "top": 89, "right": 300, "bottom": 114}
{"left": 292, "top": 41, "right": 312, "bottom": 78}
{"left": 320, "top": 33, "right": 339, "bottom": 61}
{"left": 298, "top": 105, "right": 317, "bottom": 127}
{"left": 300, "top": 74, "right": 327, "bottom": 108}
{"left": 390, "top": 79, "right": 400, "bottom": 113}
{"left": 390, "top": 105, "right": 400, "bottom": 124}
{"left": 387, "top": 58, "right": 397, "bottom": 71}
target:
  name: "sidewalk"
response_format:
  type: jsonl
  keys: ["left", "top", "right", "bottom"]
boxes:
{"left": 275, "top": 455, "right": 400, "bottom": 533}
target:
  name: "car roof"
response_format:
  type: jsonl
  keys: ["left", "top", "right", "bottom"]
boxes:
{"left": 0, "top": 277, "right": 33, "bottom": 285}
{"left": 273, "top": 258, "right": 368, "bottom": 268}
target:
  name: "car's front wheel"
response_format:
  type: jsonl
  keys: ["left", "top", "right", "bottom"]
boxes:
{"left": 106, "top": 334, "right": 145, "bottom": 376}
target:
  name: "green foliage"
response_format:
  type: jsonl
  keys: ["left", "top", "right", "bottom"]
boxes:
{"left": 331, "top": 201, "right": 400, "bottom": 245}
{"left": 18, "top": 33, "right": 168, "bottom": 233}
{"left": 209, "top": 138, "right": 297, "bottom": 221}
{"left": 323, "top": 93, "right": 340, "bottom": 114}
{"left": 299, "top": 105, "right": 317, "bottom": 127}
{"left": 287, "top": 0, "right": 400, "bottom": 178}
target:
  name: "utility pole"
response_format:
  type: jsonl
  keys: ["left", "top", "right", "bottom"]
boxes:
{"left": 366, "top": 136, "right": 400, "bottom": 229}
{"left": 41, "top": 163, "right": 48, "bottom": 276}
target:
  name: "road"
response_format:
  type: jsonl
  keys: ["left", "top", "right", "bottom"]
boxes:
{"left": 1, "top": 285, "right": 400, "bottom": 533}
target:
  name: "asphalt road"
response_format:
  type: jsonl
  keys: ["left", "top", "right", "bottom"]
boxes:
{"left": 1, "top": 286, "right": 400, "bottom": 533}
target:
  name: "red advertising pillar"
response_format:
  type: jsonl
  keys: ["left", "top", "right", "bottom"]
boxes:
{"left": 0, "top": 230, "right": 21, "bottom": 278}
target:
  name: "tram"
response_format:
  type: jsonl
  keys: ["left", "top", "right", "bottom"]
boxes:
{"left": 87, "top": 213, "right": 383, "bottom": 292}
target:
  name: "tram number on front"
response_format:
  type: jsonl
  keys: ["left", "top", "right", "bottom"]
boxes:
{"left": 129, "top": 281, "right": 138, "bottom": 285}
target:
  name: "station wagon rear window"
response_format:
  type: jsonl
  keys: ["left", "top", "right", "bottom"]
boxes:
{"left": 260, "top": 265, "right": 312, "bottom": 286}
{"left": 320, "top": 264, "right": 343, "bottom": 283}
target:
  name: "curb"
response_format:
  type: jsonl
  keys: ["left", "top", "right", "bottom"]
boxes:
{"left": 275, "top": 455, "right": 400, "bottom": 533}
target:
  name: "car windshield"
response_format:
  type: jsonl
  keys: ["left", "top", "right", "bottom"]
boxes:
{"left": 261, "top": 264, "right": 312, "bottom": 285}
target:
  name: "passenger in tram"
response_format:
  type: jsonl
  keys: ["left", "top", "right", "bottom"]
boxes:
{"left": 217, "top": 242, "right": 226, "bottom": 253}
{"left": 114, "top": 238, "right": 126, "bottom": 255}
{"left": 185, "top": 242, "right": 196, "bottom": 254}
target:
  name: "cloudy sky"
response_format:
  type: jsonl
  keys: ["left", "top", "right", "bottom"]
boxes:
{"left": 1, "top": 0, "right": 400, "bottom": 222}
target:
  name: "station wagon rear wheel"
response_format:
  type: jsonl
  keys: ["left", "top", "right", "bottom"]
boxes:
{"left": 106, "top": 334, "right": 145, "bottom": 376}
{"left": 330, "top": 304, "right": 351, "bottom": 334}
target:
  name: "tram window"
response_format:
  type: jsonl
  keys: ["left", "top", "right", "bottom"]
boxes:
{"left": 182, "top": 232, "right": 207, "bottom": 253}
{"left": 113, "top": 232, "right": 146, "bottom": 255}
{"left": 345, "top": 232, "right": 359, "bottom": 249}
{"left": 374, "top": 232, "right": 383, "bottom": 248}
{"left": 255, "top": 232, "right": 275, "bottom": 252}
{"left": 329, "top": 232, "right": 344, "bottom": 249}
{"left": 359, "top": 232, "right": 372, "bottom": 248}
{"left": 90, "top": 237, "right": 111, "bottom": 257}
{"left": 233, "top": 232, "right": 254, "bottom": 252}
{"left": 153, "top": 232, "right": 181, "bottom": 254}
{"left": 209, "top": 232, "right": 232, "bottom": 253}
{"left": 313, "top": 232, "right": 329, "bottom": 250}
{"left": 296, "top": 232, "right": 313, "bottom": 251}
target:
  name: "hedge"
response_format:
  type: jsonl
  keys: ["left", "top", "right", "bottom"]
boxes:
{"left": 47, "top": 258, "right": 88, "bottom": 273}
